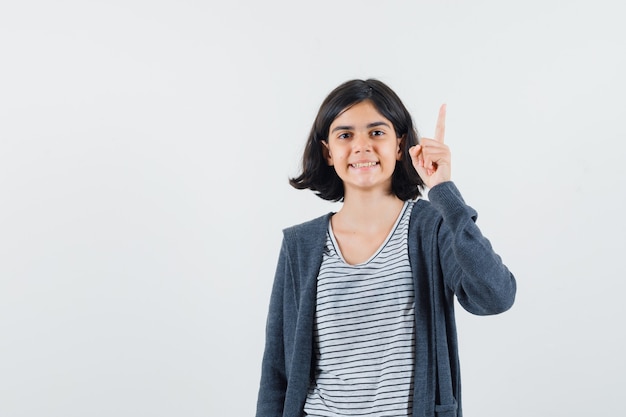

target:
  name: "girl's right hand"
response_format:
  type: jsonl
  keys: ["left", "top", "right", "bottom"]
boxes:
{"left": 409, "top": 104, "right": 451, "bottom": 189}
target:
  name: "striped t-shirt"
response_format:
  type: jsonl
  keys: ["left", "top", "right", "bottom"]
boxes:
{"left": 303, "top": 200, "right": 416, "bottom": 417}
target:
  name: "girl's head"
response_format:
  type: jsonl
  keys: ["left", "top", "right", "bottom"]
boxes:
{"left": 289, "top": 78, "right": 424, "bottom": 201}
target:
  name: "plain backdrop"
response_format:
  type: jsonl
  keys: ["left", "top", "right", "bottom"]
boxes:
{"left": 1, "top": 1, "right": 625, "bottom": 416}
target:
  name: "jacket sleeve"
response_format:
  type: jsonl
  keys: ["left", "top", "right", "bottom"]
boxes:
{"left": 255, "top": 238, "right": 289, "bottom": 416}
{"left": 428, "top": 181, "right": 517, "bottom": 315}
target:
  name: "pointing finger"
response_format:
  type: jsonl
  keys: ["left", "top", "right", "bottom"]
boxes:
{"left": 434, "top": 103, "right": 446, "bottom": 143}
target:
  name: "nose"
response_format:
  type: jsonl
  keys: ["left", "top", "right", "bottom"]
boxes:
{"left": 352, "top": 132, "right": 372, "bottom": 153}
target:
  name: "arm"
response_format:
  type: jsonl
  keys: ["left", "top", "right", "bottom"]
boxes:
{"left": 429, "top": 181, "right": 516, "bottom": 315}
{"left": 409, "top": 105, "right": 516, "bottom": 314}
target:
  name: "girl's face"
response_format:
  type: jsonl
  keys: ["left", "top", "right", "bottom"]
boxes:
{"left": 323, "top": 100, "right": 402, "bottom": 197}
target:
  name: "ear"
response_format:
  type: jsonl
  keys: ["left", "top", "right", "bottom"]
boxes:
{"left": 321, "top": 140, "right": 334, "bottom": 166}
{"left": 396, "top": 135, "right": 405, "bottom": 161}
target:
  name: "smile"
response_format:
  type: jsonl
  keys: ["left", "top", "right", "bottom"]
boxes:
{"left": 350, "top": 162, "right": 378, "bottom": 168}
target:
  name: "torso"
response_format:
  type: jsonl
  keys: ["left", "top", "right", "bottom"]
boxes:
{"left": 303, "top": 199, "right": 416, "bottom": 416}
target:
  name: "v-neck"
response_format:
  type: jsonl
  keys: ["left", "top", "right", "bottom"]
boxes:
{"left": 327, "top": 200, "right": 410, "bottom": 266}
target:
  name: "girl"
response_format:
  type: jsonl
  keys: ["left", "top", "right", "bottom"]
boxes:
{"left": 256, "top": 79, "right": 516, "bottom": 417}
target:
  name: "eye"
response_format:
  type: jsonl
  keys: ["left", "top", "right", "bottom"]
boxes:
{"left": 371, "top": 130, "right": 385, "bottom": 137}
{"left": 338, "top": 132, "right": 352, "bottom": 140}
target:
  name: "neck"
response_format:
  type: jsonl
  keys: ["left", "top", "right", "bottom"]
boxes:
{"left": 336, "top": 188, "right": 404, "bottom": 231}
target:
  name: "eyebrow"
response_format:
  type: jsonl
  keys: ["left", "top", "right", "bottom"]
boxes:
{"left": 331, "top": 121, "right": 391, "bottom": 133}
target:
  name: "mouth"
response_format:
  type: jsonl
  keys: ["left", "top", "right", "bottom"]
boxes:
{"left": 350, "top": 161, "right": 378, "bottom": 168}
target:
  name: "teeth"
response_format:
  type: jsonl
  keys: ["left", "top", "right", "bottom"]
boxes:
{"left": 352, "top": 162, "right": 377, "bottom": 168}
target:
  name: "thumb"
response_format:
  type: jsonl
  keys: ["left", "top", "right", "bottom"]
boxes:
{"left": 409, "top": 144, "right": 421, "bottom": 159}
{"left": 409, "top": 145, "right": 424, "bottom": 169}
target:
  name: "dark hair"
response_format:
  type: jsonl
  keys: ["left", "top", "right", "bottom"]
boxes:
{"left": 289, "top": 78, "right": 424, "bottom": 201}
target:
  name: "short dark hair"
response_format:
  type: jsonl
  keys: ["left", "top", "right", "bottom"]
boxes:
{"left": 289, "top": 78, "right": 424, "bottom": 202}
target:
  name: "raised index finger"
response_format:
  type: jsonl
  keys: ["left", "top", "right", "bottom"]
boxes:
{"left": 434, "top": 103, "right": 446, "bottom": 143}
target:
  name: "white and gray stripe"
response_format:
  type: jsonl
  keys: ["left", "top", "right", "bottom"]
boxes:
{"left": 304, "top": 200, "right": 416, "bottom": 417}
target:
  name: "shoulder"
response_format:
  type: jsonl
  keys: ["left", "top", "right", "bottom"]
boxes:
{"left": 409, "top": 198, "right": 441, "bottom": 227}
{"left": 282, "top": 213, "right": 332, "bottom": 245}
{"left": 283, "top": 213, "right": 331, "bottom": 236}
{"left": 279, "top": 213, "right": 332, "bottom": 274}
{"left": 410, "top": 182, "right": 475, "bottom": 225}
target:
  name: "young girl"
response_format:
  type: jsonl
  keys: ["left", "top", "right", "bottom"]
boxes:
{"left": 256, "top": 79, "right": 516, "bottom": 417}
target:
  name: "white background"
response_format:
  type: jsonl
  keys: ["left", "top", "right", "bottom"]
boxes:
{"left": 1, "top": 1, "right": 625, "bottom": 416}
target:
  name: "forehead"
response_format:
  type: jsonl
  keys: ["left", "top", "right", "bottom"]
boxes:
{"left": 330, "top": 100, "right": 390, "bottom": 128}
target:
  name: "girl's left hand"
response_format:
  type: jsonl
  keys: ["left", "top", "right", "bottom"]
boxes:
{"left": 409, "top": 104, "right": 451, "bottom": 189}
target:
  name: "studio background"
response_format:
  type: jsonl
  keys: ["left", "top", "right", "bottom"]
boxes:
{"left": 1, "top": 1, "right": 624, "bottom": 416}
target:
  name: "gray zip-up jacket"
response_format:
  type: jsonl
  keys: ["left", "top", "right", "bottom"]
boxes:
{"left": 256, "top": 181, "right": 516, "bottom": 417}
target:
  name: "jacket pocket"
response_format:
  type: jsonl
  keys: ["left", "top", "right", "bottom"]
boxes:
{"left": 435, "top": 401, "right": 457, "bottom": 417}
